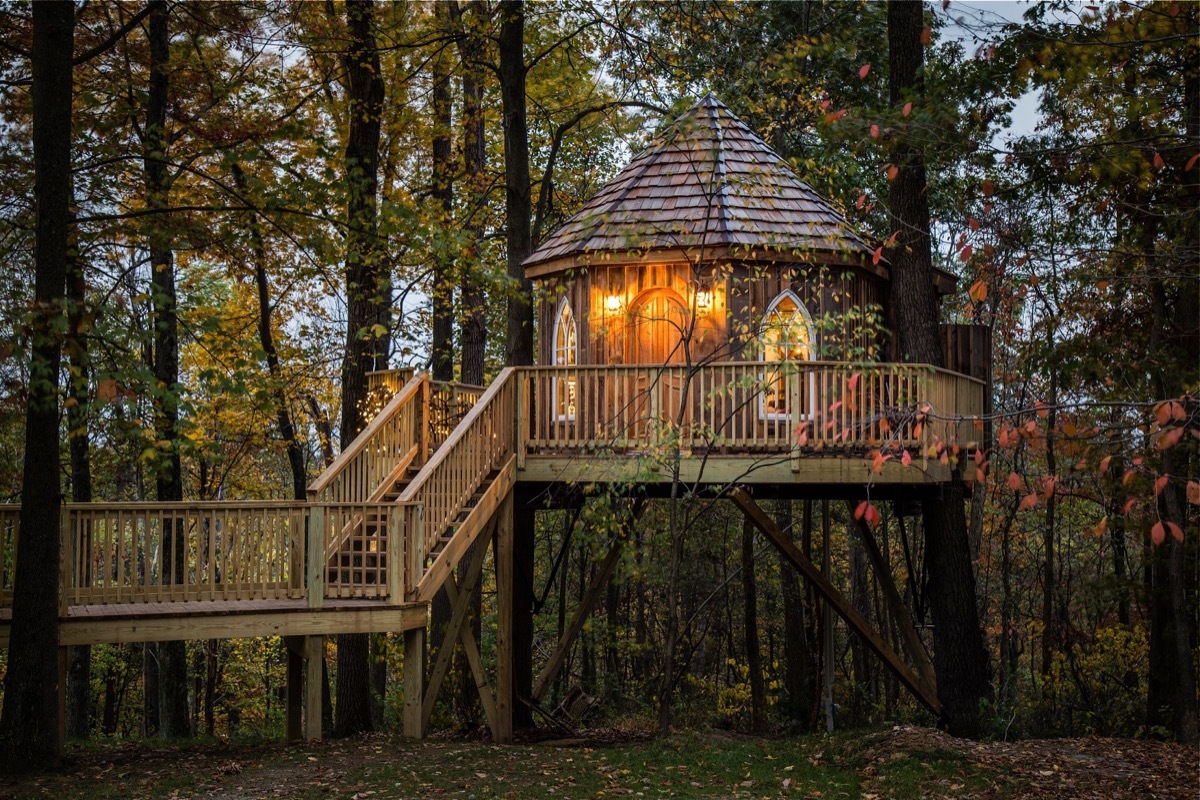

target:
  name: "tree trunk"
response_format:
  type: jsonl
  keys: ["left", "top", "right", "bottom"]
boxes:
{"left": 143, "top": 0, "right": 190, "bottom": 739}
{"left": 66, "top": 205, "right": 93, "bottom": 740}
{"left": 335, "top": 0, "right": 387, "bottom": 738}
{"left": 0, "top": 0, "right": 74, "bottom": 769}
{"left": 499, "top": 0, "right": 533, "bottom": 367}
{"left": 431, "top": 1, "right": 456, "bottom": 382}
{"left": 887, "top": 0, "right": 990, "bottom": 737}
{"left": 741, "top": 516, "right": 768, "bottom": 734}
{"left": 778, "top": 500, "right": 813, "bottom": 726}
{"left": 456, "top": 0, "right": 488, "bottom": 386}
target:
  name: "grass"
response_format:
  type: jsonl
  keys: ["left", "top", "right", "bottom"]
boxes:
{"left": 0, "top": 729, "right": 1007, "bottom": 800}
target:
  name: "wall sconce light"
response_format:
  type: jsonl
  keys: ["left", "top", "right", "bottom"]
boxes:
{"left": 605, "top": 294, "right": 622, "bottom": 312}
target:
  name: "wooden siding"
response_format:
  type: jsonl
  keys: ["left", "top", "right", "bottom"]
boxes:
{"left": 536, "top": 261, "right": 887, "bottom": 367}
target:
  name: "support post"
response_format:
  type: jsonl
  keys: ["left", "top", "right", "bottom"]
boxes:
{"left": 304, "top": 635, "right": 322, "bottom": 740}
{"left": 403, "top": 627, "right": 426, "bottom": 738}
{"left": 307, "top": 505, "right": 325, "bottom": 609}
{"left": 285, "top": 636, "right": 303, "bottom": 742}
{"left": 494, "top": 489, "right": 514, "bottom": 743}
{"left": 57, "top": 646, "right": 68, "bottom": 748}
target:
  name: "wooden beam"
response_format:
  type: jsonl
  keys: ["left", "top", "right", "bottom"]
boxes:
{"left": 11, "top": 604, "right": 429, "bottom": 647}
{"left": 403, "top": 627, "right": 425, "bottom": 738}
{"left": 729, "top": 488, "right": 941, "bottom": 716}
{"left": 286, "top": 636, "right": 303, "bottom": 742}
{"left": 416, "top": 456, "right": 517, "bottom": 603}
{"left": 440, "top": 571, "right": 498, "bottom": 733}
{"left": 531, "top": 536, "right": 622, "bottom": 704}
{"left": 421, "top": 517, "right": 496, "bottom": 731}
{"left": 304, "top": 635, "right": 323, "bottom": 741}
{"left": 845, "top": 504, "right": 938, "bottom": 699}
{"left": 494, "top": 488, "right": 514, "bottom": 744}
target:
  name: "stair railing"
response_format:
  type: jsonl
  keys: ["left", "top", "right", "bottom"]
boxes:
{"left": 398, "top": 368, "right": 516, "bottom": 593}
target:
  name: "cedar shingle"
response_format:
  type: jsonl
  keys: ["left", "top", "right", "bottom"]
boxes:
{"left": 524, "top": 95, "right": 873, "bottom": 274}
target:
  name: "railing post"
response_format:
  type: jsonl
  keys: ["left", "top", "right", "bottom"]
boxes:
{"left": 307, "top": 504, "right": 325, "bottom": 609}
{"left": 420, "top": 376, "right": 431, "bottom": 465}
{"left": 514, "top": 371, "right": 524, "bottom": 469}
{"left": 58, "top": 506, "right": 71, "bottom": 616}
{"left": 406, "top": 504, "right": 424, "bottom": 600}
{"left": 387, "top": 506, "right": 404, "bottom": 605}
{"left": 790, "top": 367, "right": 802, "bottom": 472}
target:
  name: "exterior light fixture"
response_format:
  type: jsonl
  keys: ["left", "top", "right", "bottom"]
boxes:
{"left": 605, "top": 294, "right": 622, "bottom": 312}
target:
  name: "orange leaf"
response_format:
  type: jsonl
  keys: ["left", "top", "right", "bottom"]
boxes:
{"left": 854, "top": 501, "right": 868, "bottom": 521}
{"left": 920, "top": 26, "right": 932, "bottom": 45}
{"left": 1186, "top": 152, "right": 1200, "bottom": 172}
{"left": 969, "top": 280, "right": 987, "bottom": 303}
{"left": 1151, "top": 521, "right": 1165, "bottom": 546}
{"left": 1122, "top": 470, "right": 1136, "bottom": 487}
{"left": 1187, "top": 480, "right": 1200, "bottom": 505}
{"left": 982, "top": 179, "right": 994, "bottom": 197}
{"left": 1123, "top": 498, "right": 1137, "bottom": 514}
{"left": 886, "top": 164, "right": 899, "bottom": 181}
{"left": 1006, "top": 472, "right": 1021, "bottom": 492}
{"left": 902, "top": 101, "right": 913, "bottom": 117}
{"left": 1153, "top": 152, "right": 1165, "bottom": 170}
{"left": 1019, "top": 493, "right": 1038, "bottom": 512}
{"left": 960, "top": 244, "right": 974, "bottom": 262}
{"left": 975, "top": 467, "right": 986, "bottom": 484}
{"left": 1168, "top": 521, "right": 1184, "bottom": 542}
{"left": 1154, "top": 402, "right": 1171, "bottom": 427}
{"left": 1042, "top": 475, "right": 1056, "bottom": 500}
{"left": 1170, "top": 400, "right": 1186, "bottom": 422}
{"left": 1093, "top": 516, "right": 1108, "bottom": 538}
{"left": 864, "top": 503, "right": 880, "bottom": 528}
{"left": 848, "top": 373, "right": 860, "bottom": 393}
{"left": 870, "top": 123, "right": 880, "bottom": 139}
{"left": 901, "top": 449, "right": 912, "bottom": 467}
{"left": 859, "top": 63, "right": 871, "bottom": 79}
{"left": 1154, "top": 475, "right": 1168, "bottom": 496}
{"left": 1099, "top": 455, "right": 1112, "bottom": 474}
{"left": 873, "top": 245, "right": 884, "bottom": 265}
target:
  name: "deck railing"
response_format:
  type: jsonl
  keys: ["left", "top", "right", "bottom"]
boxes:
{"left": 314, "top": 502, "right": 410, "bottom": 602}
{"left": 430, "top": 381, "right": 486, "bottom": 450}
{"left": 518, "top": 362, "right": 985, "bottom": 457}
{"left": 365, "top": 367, "right": 416, "bottom": 399}
{"left": 399, "top": 368, "right": 516, "bottom": 587}
{"left": 309, "top": 373, "right": 428, "bottom": 505}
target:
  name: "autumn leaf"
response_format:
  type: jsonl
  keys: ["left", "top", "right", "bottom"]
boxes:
{"left": 1186, "top": 152, "right": 1200, "bottom": 171}
{"left": 1019, "top": 493, "right": 1038, "bottom": 512}
{"left": 1152, "top": 152, "right": 1165, "bottom": 169}
{"left": 1099, "top": 455, "right": 1112, "bottom": 474}
{"left": 920, "top": 26, "right": 932, "bottom": 45}
{"left": 969, "top": 280, "right": 987, "bottom": 303}
{"left": 886, "top": 164, "right": 899, "bottom": 181}
{"left": 873, "top": 245, "right": 884, "bottom": 265}
{"left": 1154, "top": 475, "right": 1168, "bottom": 496}
{"left": 1187, "top": 480, "right": 1200, "bottom": 505}
{"left": 1168, "top": 521, "right": 1184, "bottom": 542}
{"left": 853, "top": 501, "right": 868, "bottom": 520}
{"left": 960, "top": 244, "right": 974, "bottom": 261}
{"left": 902, "top": 102, "right": 912, "bottom": 117}
{"left": 1093, "top": 516, "right": 1108, "bottom": 538}
{"left": 1151, "top": 521, "right": 1165, "bottom": 546}
{"left": 859, "top": 63, "right": 871, "bottom": 78}
{"left": 901, "top": 449, "right": 912, "bottom": 467}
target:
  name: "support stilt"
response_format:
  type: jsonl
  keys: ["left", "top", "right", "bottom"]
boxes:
{"left": 285, "top": 636, "right": 303, "bottom": 742}
{"left": 494, "top": 490, "right": 514, "bottom": 743}
{"left": 304, "top": 635, "right": 322, "bottom": 741}
{"left": 403, "top": 627, "right": 426, "bottom": 738}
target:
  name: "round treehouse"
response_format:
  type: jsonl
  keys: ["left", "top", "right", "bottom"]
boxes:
{"left": 518, "top": 94, "right": 976, "bottom": 472}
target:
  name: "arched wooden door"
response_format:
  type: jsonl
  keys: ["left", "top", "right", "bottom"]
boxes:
{"left": 623, "top": 289, "right": 689, "bottom": 443}
{"left": 628, "top": 289, "right": 688, "bottom": 365}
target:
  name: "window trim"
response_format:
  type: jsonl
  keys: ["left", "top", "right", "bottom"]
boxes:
{"left": 552, "top": 297, "right": 578, "bottom": 421}
{"left": 758, "top": 290, "right": 816, "bottom": 422}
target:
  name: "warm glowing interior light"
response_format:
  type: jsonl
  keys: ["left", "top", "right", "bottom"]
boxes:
{"left": 696, "top": 289, "right": 713, "bottom": 309}
{"left": 605, "top": 294, "right": 622, "bottom": 312}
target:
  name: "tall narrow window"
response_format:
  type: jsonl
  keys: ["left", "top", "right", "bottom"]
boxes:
{"left": 760, "top": 290, "right": 814, "bottom": 418}
{"left": 553, "top": 298, "right": 577, "bottom": 419}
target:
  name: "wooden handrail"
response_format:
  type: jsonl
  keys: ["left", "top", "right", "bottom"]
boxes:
{"left": 308, "top": 372, "right": 427, "bottom": 500}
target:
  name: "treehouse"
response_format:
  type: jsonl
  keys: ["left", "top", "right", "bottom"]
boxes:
{"left": 0, "top": 95, "right": 990, "bottom": 751}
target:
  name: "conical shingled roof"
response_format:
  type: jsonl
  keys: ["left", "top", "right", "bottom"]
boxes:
{"left": 524, "top": 94, "right": 876, "bottom": 277}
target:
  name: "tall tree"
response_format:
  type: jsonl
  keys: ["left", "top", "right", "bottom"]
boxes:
{"left": 0, "top": 0, "right": 74, "bottom": 769}
{"left": 886, "top": 0, "right": 989, "bottom": 738}
{"left": 455, "top": 0, "right": 488, "bottom": 387}
{"left": 335, "top": 0, "right": 387, "bottom": 737}
{"left": 430, "top": 2, "right": 455, "bottom": 382}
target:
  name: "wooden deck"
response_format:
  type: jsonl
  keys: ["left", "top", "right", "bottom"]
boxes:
{"left": 0, "top": 598, "right": 427, "bottom": 647}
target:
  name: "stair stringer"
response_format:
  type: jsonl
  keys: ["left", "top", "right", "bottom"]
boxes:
{"left": 414, "top": 455, "right": 516, "bottom": 604}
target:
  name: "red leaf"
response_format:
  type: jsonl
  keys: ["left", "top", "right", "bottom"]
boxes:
{"left": 942, "top": 0, "right": 950, "bottom": 9}
{"left": 1168, "top": 521, "right": 1184, "bottom": 542}
{"left": 872, "top": 245, "right": 884, "bottom": 265}
{"left": 968, "top": 217, "right": 980, "bottom": 232}
{"left": 901, "top": 450, "right": 912, "bottom": 467}
{"left": 982, "top": 179, "right": 994, "bottom": 197}
{"left": 864, "top": 503, "right": 880, "bottom": 527}
{"left": 1151, "top": 521, "right": 1165, "bottom": 546}
{"left": 1153, "top": 152, "right": 1165, "bottom": 170}
{"left": 854, "top": 501, "right": 868, "bottom": 521}
{"left": 856, "top": 193, "right": 866, "bottom": 209}
{"left": 1186, "top": 153, "right": 1200, "bottom": 172}
{"left": 902, "top": 101, "right": 913, "bottom": 118}
{"left": 1123, "top": 498, "right": 1137, "bottom": 514}
{"left": 1019, "top": 493, "right": 1038, "bottom": 512}
{"left": 848, "top": 372, "right": 860, "bottom": 393}
{"left": 859, "top": 63, "right": 871, "bottom": 79}
{"left": 1154, "top": 475, "right": 1168, "bottom": 496}
{"left": 870, "top": 123, "right": 880, "bottom": 139}
{"left": 960, "top": 244, "right": 974, "bottom": 261}
{"left": 1006, "top": 472, "right": 1021, "bottom": 492}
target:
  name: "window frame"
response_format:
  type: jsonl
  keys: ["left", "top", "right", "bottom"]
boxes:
{"left": 552, "top": 297, "right": 578, "bottom": 421}
{"left": 758, "top": 289, "right": 816, "bottom": 422}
